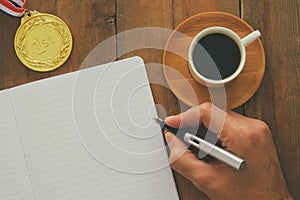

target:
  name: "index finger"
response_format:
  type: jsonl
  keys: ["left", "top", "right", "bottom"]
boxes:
{"left": 165, "top": 102, "right": 234, "bottom": 137}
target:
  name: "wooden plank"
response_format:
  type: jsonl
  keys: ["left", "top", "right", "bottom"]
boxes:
{"left": 242, "top": 0, "right": 300, "bottom": 199}
{"left": 0, "top": 0, "right": 116, "bottom": 89}
{"left": 117, "top": 1, "right": 240, "bottom": 200}
{"left": 171, "top": 0, "right": 240, "bottom": 28}
{"left": 116, "top": 0, "right": 179, "bottom": 118}
{"left": 168, "top": 1, "right": 240, "bottom": 200}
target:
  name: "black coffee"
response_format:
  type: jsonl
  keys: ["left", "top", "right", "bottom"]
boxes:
{"left": 192, "top": 33, "right": 241, "bottom": 80}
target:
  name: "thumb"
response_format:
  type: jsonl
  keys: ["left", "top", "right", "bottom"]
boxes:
{"left": 164, "top": 131, "right": 190, "bottom": 164}
{"left": 164, "top": 131, "right": 212, "bottom": 188}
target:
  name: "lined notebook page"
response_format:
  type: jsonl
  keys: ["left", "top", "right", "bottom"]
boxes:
{"left": 10, "top": 57, "right": 179, "bottom": 200}
{"left": 0, "top": 91, "right": 33, "bottom": 200}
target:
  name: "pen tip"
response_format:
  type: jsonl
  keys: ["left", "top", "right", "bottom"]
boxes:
{"left": 153, "top": 117, "right": 164, "bottom": 127}
{"left": 153, "top": 117, "right": 162, "bottom": 122}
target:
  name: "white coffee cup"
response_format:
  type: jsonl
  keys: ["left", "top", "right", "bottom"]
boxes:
{"left": 188, "top": 26, "right": 261, "bottom": 88}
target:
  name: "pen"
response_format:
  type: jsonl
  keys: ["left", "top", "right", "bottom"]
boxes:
{"left": 154, "top": 117, "right": 246, "bottom": 171}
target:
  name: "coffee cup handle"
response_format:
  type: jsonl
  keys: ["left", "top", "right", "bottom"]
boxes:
{"left": 241, "top": 30, "right": 261, "bottom": 47}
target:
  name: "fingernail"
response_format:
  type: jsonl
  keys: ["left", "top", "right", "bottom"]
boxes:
{"left": 165, "top": 115, "right": 175, "bottom": 123}
{"left": 164, "top": 132, "right": 174, "bottom": 143}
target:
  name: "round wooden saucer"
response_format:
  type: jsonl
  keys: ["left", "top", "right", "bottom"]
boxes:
{"left": 163, "top": 12, "right": 265, "bottom": 109}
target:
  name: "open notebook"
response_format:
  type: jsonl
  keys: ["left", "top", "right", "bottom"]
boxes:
{"left": 0, "top": 57, "right": 179, "bottom": 200}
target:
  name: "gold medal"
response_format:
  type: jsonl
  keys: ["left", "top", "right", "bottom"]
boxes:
{"left": 14, "top": 10, "right": 73, "bottom": 72}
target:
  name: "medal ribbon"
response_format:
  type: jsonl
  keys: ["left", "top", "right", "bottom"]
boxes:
{"left": 0, "top": 0, "right": 26, "bottom": 17}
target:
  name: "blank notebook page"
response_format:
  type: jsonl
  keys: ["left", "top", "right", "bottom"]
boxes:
{"left": 0, "top": 91, "right": 33, "bottom": 200}
{"left": 8, "top": 57, "right": 179, "bottom": 200}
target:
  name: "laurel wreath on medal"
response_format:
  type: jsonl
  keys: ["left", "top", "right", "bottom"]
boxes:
{"left": 15, "top": 12, "right": 72, "bottom": 71}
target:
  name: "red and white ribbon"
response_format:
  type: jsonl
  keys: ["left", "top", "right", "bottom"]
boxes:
{"left": 0, "top": 0, "right": 26, "bottom": 17}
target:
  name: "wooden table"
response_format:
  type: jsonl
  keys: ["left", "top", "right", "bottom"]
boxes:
{"left": 0, "top": 0, "right": 299, "bottom": 199}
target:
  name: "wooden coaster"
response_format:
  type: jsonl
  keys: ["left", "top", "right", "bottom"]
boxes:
{"left": 163, "top": 12, "right": 265, "bottom": 109}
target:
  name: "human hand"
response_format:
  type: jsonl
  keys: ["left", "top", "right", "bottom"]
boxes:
{"left": 164, "top": 102, "right": 293, "bottom": 200}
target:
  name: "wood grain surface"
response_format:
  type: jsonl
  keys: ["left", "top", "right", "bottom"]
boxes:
{"left": 0, "top": 0, "right": 299, "bottom": 199}
{"left": 242, "top": 0, "right": 300, "bottom": 198}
